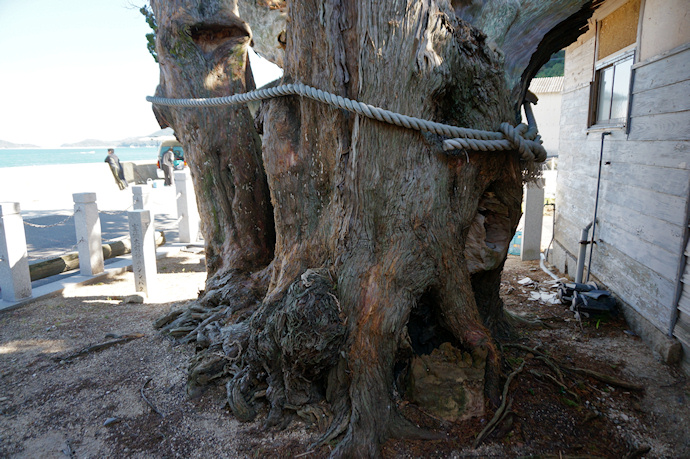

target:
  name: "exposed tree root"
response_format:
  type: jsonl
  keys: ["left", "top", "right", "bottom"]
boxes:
{"left": 624, "top": 445, "right": 652, "bottom": 459}
{"left": 563, "top": 366, "right": 645, "bottom": 392}
{"left": 505, "top": 309, "right": 555, "bottom": 329}
{"left": 529, "top": 369, "right": 581, "bottom": 403}
{"left": 504, "top": 343, "right": 644, "bottom": 391}
{"left": 54, "top": 333, "right": 144, "bottom": 362}
{"left": 141, "top": 377, "right": 164, "bottom": 417}
{"left": 191, "top": 269, "right": 348, "bottom": 430}
{"left": 474, "top": 361, "right": 525, "bottom": 447}
{"left": 156, "top": 269, "right": 268, "bottom": 348}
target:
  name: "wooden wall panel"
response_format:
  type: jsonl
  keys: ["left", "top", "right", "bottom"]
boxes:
{"left": 606, "top": 140, "right": 689, "bottom": 169}
{"left": 601, "top": 160, "right": 690, "bottom": 198}
{"left": 563, "top": 38, "right": 596, "bottom": 91}
{"left": 628, "top": 111, "right": 690, "bottom": 141}
{"left": 593, "top": 240, "right": 675, "bottom": 330}
{"left": 633, "top": 47, "right": 690, "bottom": 92}
{"left": 600, "top": 200, "right": 685, "bottom": 254}
{"left": 598, "top": 181, "right": 687, "bottom": 226}
{"left": 631, "top": 79, "right": 690, "bottom": 117}
{"left": 597, "top": 217, "right": 678, "bottom": 281}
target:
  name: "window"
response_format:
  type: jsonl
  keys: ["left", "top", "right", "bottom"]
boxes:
{"left": 592, "top": 53, "right": 633, "bottom": 125}
{"left": 588, "top": 0, "right": 640, "bottom": 128}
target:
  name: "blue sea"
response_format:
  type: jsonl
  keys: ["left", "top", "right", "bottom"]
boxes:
{"left": 0, "top": 147, "right": 159, "bottom": 168}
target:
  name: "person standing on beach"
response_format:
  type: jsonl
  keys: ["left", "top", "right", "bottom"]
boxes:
{"left": 104, "top": 148, "right": 128, "bottom": 190}
{"left": 162, "top": 147, "right": 175, "bottom": 186}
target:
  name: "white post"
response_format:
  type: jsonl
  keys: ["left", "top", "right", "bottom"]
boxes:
{"left": 128, "top": 209, "right": 157, "bottom": 297}
{"left": 174, "top": 170, "right": 200, "bottom": 243}
{"left": 73, "top": 193, "right": 104, "bottom": 276}
{"left": 521, "top": 181, "right": 545, "bottom": 261}
{"left": 132, "top": 185, "right": 150, "bottom": 210}
{"left": 0, "top": 202, "right": 32, "bottom": 302}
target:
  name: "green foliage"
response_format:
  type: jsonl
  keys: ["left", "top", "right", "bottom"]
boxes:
{"left": 562, "top": 397, "right": 579, "bottom": 407}
{"left": 140, "top": 5, "right": 158, "bottom": 63}
{"left": 535, "top": 50, "right": 565, "bottom": 78}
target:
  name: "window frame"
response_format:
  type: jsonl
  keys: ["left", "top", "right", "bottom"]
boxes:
{"left": 588, "top": 47, "right": 636, "bottom": 130}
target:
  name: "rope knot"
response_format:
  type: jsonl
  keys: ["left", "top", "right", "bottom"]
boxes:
{"left": 499, "top": 122, "right": 547, "bottom": 162}
{"left": 442, "top": 122, "right": 546, "bottom": 162}
{"left": 500, "top": 123, "right": 529, "bottom": 160}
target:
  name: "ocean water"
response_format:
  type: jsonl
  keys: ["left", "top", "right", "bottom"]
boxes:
{"left": 0, "top": 146, "right": 159, "bottom": 168}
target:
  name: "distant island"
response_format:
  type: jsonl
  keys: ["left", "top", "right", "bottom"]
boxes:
{"left": 0, "top": 127, "right": 175, "bottom": 149}
{"left": 60, "top": 128, "right": 175, "bottom": 148}
{"left": 61, "top": 139, "right": 114, "bottom": 148}
{"left": 0, "top": 139, "right": 40, "bottom": 148}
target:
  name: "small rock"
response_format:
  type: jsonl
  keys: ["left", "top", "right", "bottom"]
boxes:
{"left": 103, "top": 417, "right": 121, "bottom": 426}
{"left": 122, "top": 294, "right": 145, "bottom": 304}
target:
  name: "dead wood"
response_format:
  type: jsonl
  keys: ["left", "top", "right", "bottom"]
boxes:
{"left": 474, "top": 361, "right": 524, "bottom": 447}
{"left": 529, "top": 369, "right": 581, "bottom": 402}
{"left": 141, "top": 377, "right": 164, "bottom": 417}
{"left": 623, "top": 445, "right": 652, "bottom": 459}
{"left": 504, "top": 343, "right": 644, "bottom": 391}
{"left": 54, "top": 333, "right": 145, "bottom": 362}
{"left": 563, "top": 366, "right": 645, "bottom": 392}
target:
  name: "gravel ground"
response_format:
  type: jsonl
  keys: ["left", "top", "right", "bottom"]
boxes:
{"left": 0, "top": 252, "right": 687, "bottom": 458}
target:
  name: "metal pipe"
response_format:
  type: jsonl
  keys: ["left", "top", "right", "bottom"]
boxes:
{"left": 575, "top": 221, "right": 593, "bottom": 284}
{"left": 585, "top": 131, "right": 611, "bottom": 283}
{"left": 540, "top": 252, "right": 560, "bottom": 281}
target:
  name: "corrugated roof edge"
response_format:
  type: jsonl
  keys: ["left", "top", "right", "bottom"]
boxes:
{"left": 529, "top": 76, "right": 565, "bottom": 94}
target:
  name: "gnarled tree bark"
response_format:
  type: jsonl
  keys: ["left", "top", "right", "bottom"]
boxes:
{"left": 149, "top": 0, "right": 598, "bottom": 456}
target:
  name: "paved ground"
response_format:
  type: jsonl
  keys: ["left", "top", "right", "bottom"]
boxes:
{"left": 0, "top": 162, "right": 190, "bottom": 262}
{"left": 21, "top": 183, "right": 181, "bottom": 262}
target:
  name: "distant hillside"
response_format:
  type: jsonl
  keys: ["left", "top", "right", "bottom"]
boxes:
{"left": 0, "top": 139, "right": 40, "bottom": 148}
{"left": 147, "top": 127, "right": 174, "bottom": 137}
{"left": 61, "top": 128, "right": 176, "bottom": 148}
{"left": 61, "top": 139, "right": 114, "bottom": 148}
{"left": 536, "top": 50, "right": 565, "bottom": 78}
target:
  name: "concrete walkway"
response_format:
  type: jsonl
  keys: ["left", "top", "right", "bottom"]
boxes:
{"left": 21, "top": 183, "right": 180, "bottom": 262}
{"left": 0, "top": 242, "right": 204, "bottom": 313}
{"left": 0, "top": 162, "right": 203, "bottom": 310}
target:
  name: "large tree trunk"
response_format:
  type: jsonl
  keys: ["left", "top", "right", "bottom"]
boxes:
{"left": 149, "top": 0, "right": 595, "bottom": 456}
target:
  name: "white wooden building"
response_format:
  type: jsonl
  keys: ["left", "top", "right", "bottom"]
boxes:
{"left": 528, "top": 76, "right": 564, "bottom": 159}
{"left": 549, "top": 0, "right": 690, "bottom": 373}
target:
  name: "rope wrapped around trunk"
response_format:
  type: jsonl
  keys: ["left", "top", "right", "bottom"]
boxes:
{"left": 147, "top": 82, "right": 546, "bottom": 162}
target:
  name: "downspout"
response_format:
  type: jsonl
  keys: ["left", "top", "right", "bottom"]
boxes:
{"left": 585, "top": 131, "right": 611, "bottom": 283}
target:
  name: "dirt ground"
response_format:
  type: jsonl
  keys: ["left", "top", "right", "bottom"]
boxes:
{"left": 0, "top": 251, "right": 687, "bottom": 458}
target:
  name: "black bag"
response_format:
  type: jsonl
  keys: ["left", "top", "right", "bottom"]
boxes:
{"left": 557, "top": 282, "right": 616, "bottom": 313}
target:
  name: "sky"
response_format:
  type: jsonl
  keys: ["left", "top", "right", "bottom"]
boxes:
{"left": 0, "top": 1, "right": 282, "bottom": 148}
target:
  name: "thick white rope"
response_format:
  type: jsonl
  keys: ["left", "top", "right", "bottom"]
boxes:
{"left": 146, "top": 82, "right": 546, "bottom": 162}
